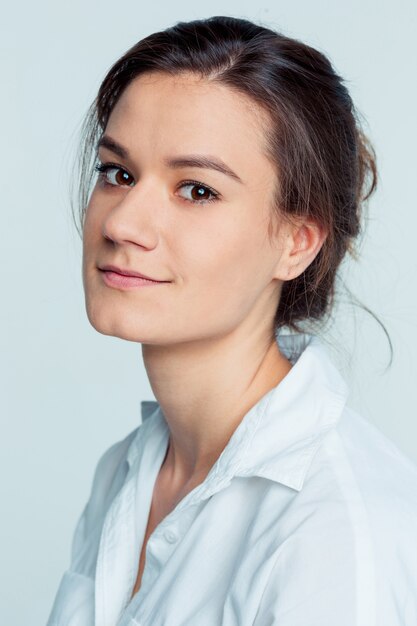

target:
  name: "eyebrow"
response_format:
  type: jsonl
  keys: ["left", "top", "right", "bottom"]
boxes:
{"left": 96, "top": 135, "right": 244, "bottom": 184}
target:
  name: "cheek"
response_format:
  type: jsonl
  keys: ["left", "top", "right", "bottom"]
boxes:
{"left": 81, "top": 213, "right": 95, "bottom": 273}
{"left": 183, "top": 220, "right": 270, "bottom": 314}
{"left": 82, "top": 203, "right": 105, "bottom": 285}
{"left": 82, "top": 198, "right": 109, "bottom": 260}
{"left": 83, "top": 195, "right": 102, "bottom": 234}
{"left": 82, "top": 203, "right": 95, "bottom": 246}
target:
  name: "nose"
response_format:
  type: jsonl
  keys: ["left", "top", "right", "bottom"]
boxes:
{"left": 101, "top": 182, "right": 161, "bottom": 247}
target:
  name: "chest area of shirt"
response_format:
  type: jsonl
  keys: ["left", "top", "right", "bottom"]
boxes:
{"left": 112, "top": 478, "right": 296, "bottom": 625}
{"left": 54, "top": 475, "right": 299, "bottom": 626}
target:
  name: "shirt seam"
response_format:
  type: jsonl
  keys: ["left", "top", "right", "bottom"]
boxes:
{"left": 322, "top": 428, "right": 378, "bottom": 625}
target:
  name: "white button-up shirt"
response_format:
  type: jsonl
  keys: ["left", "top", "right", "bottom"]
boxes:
{"left": 46, "top": 332, "right": 417, "bottom": 625}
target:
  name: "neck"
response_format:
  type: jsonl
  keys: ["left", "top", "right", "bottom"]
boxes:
{"left": 141, "top": 325, "right": 293, "bottom": 489}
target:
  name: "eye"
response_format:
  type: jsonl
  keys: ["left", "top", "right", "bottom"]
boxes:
{"left": 176, "top": 180, "right": 219, "bottom": 205}
{"left": 94, "top": 161, "right": 220, "bottom": 205}
{"left": 94, "top": 162, "right": 134, "bottom": 187}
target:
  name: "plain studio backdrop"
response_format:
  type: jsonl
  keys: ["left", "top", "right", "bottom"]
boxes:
{"left": 1, "top": 1, "right": 416, "bottom": 623}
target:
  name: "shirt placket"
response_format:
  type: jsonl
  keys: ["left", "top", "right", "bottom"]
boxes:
{"left": 95, "top": 465, "right": 139, "bottom": 626}
{"left": 95, "top": 416, "right": 169, "bottom": 626}
{"left": 117, "top": 474, "right": 235, "bottom": 625}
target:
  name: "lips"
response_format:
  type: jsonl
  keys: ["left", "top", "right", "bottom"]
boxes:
{"left": 99, "top": 264, "right": 167, "bottom": 282}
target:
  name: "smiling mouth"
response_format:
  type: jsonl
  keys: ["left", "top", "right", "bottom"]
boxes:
{"left": 99, "top": 269, "right": 168, "bottom": 289}
{"left": 98, "top": 263, "right": 169, "bottom": 281}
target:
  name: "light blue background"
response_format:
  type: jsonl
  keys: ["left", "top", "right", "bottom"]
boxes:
{"left": 1, "top": 1, "right": 416, "bottom": 623}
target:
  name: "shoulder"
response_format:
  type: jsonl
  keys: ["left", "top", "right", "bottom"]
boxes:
{"left": 308, "top": 405, "right": 417, "bottom": 550}
{"left": 96, "top": 423, "right": 141, "bottom": 477}
{"left": 334, "top": 406, "right": 417, "bottom": 562}
{"left": 82, "top": 423, "right": 145, "bottom": 529}
{"left": 69, "top": 423, "right": 144, "bottom": 568}
{"left": 330, "top": 405, "right": 417, "bottom": 516}
{"left": 296, "top": 405, "right": 417, "bottom": 622}
{"left": 72, "top": 402, "right": 161, "bottom": 543}
{"left": 254, "top": 410, "right": 417, "bottom": 624}
{"left": 87, "top": 401, "right": 160, "bottom": 497}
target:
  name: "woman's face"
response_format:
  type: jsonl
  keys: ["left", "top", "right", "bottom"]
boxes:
{"left": 82, "top": 71, "right": 288, "bottom": 345}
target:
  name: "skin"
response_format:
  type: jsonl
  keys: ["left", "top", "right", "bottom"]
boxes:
{"left": 82, "top": 71, "right": 327, "bottom": 499}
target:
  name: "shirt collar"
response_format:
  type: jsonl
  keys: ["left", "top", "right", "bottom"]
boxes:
{"left": 135, "top": 332, "right": 349, "bottom": 493}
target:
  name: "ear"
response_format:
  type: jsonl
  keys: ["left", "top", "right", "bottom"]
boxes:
{"left": 273, "top": 217, "right": 328, "bottom": 281}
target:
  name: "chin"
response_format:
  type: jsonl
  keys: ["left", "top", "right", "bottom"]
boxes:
{"left": 83, "top": 305, "right": 161, "bottom": 344}
{"left": 87, "top": 315, "right": 135, "bottom": 342}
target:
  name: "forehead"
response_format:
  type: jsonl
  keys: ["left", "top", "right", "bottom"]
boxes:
{"left": 108, "top": 70, "right": 266, "bottom": 129}
{"left": 104, "top": 71, "right": 273, "bottom": 171}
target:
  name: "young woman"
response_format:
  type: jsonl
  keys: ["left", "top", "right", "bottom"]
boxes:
{"left": 47, "top": 15, "right": 417, "bottom": 626}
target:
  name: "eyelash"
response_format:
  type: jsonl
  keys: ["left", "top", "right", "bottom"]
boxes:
{"left": 94, "top": 162, "right": 220, "bottom": 205}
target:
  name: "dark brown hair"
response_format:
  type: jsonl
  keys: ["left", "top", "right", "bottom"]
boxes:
{"left": 71, "top": 15, "right": 392, "bottom": 365}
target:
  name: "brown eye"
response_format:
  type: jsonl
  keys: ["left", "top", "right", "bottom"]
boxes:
{"left": 94, "top": 163, "right": 135, "bottom": 188}
{"left": 177, "top": 181, "right": 219, "bottom": 205}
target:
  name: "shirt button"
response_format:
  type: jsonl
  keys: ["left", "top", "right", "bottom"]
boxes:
{"left": 164, "top": 529, "right": 178, "bottom": 543}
